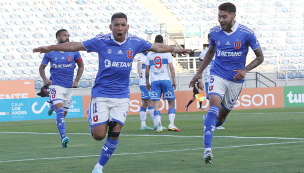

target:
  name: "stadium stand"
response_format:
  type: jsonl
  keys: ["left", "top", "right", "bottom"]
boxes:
{"left": 0, "top": 0, "right": 302, "bottom": 87}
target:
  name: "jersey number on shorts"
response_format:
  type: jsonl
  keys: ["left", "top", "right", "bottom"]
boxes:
{"left": 154, "top": 56, "right": 162, "bottom": 69}
{"left": 210, "top": 76, "right": 214, "bottom": 83}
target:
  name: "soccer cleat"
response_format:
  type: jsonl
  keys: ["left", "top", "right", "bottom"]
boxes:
{"left": 215, "top": 126, "right": 225, "bottom": 130}
{"left": 92, "top": 168, "right": 103, "bottom": 173}
{"left": 155, "top": 126, "right": 163, "bottom": 133}
{"left": 153, "top": 125, "right": 167, "bottom": 130}
{"left": 203, "top": 114, "right": 207, "bottom": 120}
{"left": 61, "top": 137, "right": 69, "bottom": 148}
{"left": 185, "top": 106, "right": 188, "bottom": 112}
{"left": 140, "top": 126, "right": 154, "bottom": 130}
{"left": 155, "top": 129, "right": 163, "bottom": 133}
{"left": 203, "top": 149, "right": 213, "bottom": 164}
{"left": 168, "top": 125, "right": 181, "bottom": 131}
{"left": 199, "top": 107, "right": 204, "bottom": 110}
{"left": 48, "top": 103, "right": 54, "bottom": 116}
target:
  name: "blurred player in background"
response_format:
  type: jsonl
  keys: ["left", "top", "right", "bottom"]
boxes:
{"left": 146, "top": 35, "right": 180, "bottom": 133}
{"left": 34, "top": 13, "right": 190, "bottom": 173}
{"left": 190, "top": 3, "right": 264, "bottom": 164}
{"left": 198, "top": 34, "right": 225, "bottom": 130}
{"left": 185, "top": 79, "right": 204, "bottom": 111}
{"left": 39, "top": 29, "right": 84, "bottom": 148}
{"left": 137, "top": 51, "right": 156, "bottom": 130}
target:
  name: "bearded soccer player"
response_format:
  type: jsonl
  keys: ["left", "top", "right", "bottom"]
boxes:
{"left": 190, "top": 3, "right": 264, "bottom": 164}
{"left": 34, "top": 13, "right": 190, "bottom": 173}
{"left": 39, "top": 29, "right": 84, "bottom": 148}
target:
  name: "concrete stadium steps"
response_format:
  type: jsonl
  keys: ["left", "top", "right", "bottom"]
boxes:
{"left": 138, "top": 0, "right": 179, "bottom": 23}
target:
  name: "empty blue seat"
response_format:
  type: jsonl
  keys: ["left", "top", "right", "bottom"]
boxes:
{"left": 79, "top": 81, "right": 87, "bottom": 88}
{"left": 278, "top": 72, "right": 285, "bottom": 79}
{"left": 287, "top": 72, "right": 295, "bottom": 79}
{"left": 295, "top": 72, "right": 303, "bottom": 78}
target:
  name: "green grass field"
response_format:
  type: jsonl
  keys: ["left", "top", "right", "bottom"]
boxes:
{"left": 0, "top": 107, "right": 304, "bottom": 173}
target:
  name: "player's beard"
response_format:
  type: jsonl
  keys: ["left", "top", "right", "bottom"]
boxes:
{"left": 59, "top": 39, "right": 69, "bottom": 44}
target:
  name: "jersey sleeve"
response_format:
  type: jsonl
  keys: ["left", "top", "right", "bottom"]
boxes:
{"left": 41, "top": 53, "right": 49, "bottom": 65}
{"left": 137, "top": 55, "right": 142, "bottom": 63}
{"left": 145, "top": 53, "right": 151, "bottom": 66}
{"left": 82, "top": 36, "right": 100, "bottom": 53}
{"left": 248, "top": 33, "right": 260, "bottom": 50}
{"left": 137, "top": 38, "right": 153, "bottom": 53}
{"left": 74, "top": 51, "right": 81, "bottom": 61}
{"left": 209, "top": 32, "right": 216, "bottom": 47}
{"left": 199, "top": 49, "right": 206, "bottom": 61}
{"left": 167, "top": 53, "right": 173, "bottom": 63}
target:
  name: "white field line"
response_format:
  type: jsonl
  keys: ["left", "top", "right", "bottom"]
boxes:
{"left": 0, "top": 132, "right": 304, "bottom": 140}
{"left": 0, "top": 140, "right": 303, "bottom": 163}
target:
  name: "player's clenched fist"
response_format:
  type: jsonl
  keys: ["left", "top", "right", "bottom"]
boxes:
{"left": 33, "top": 46, "right": 51, "bottom": 53}
{"left": 44, "top": 79, "right": 52, "bottom": 87}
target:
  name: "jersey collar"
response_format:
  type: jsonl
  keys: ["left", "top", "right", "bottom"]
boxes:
{"left": 223, "top": 21, "right": 239, "bottom": 36}
{"left": 111, "top": 32, "right": 130, "bottom": 45}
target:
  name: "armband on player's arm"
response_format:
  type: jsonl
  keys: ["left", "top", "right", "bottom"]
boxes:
{"left": 76, "top": 57, "right": 83, "bottom": 64}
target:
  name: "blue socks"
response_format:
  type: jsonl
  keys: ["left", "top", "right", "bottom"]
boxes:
{"left": 148, "top": 106, "right": 154, "bottom": 110}
{"left": 56, "top": 107, "right": 65, "bottom": 141}
{"left": 204, "top": 106, "right": 219, "bottom": 149}
{"left": 99, "top": 137, "right": 119, "bottom": 166}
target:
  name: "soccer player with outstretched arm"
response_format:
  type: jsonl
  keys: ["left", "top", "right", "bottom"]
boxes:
{"left": 39, "top": 29, "right": 84, "bottom": 148}
{"left": 189, "top": 3, "right": 264, "bottom": 164}
{"left": 34, "top": 13, "right": 190, "bottom": 173}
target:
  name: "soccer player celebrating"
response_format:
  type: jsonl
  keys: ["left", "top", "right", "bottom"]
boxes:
{"left": 39, "top": 29, "right": 84, "bottom": 148}
{"left": 189, "top": 3, "right": 264, "bottom": 164}
{"left": 137, "top": 51, "right": 156, "bottom": 130}
{"left": 34, "top": 13, "right": 190, "bottom": 173}
{"left": 146, "top": 35, "right": 181, "bottom": 133}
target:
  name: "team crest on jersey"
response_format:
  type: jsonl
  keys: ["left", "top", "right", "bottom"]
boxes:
{"left": 54, "top": 57, "right": 57, "bottom": 61}
{"left": 234, "top": 41, "right": 241, "bottom": 49}
{"left": 127, "top": 49, "right": 133, "bottom": 58}
{"left": 68, "top": 56, "right": 72, "bottom": 62}
{"left": 217, "top": 41, "right": 220, "bottom": 45}
{"left": 108, "top": 49, "right": 112, "bottom": 54}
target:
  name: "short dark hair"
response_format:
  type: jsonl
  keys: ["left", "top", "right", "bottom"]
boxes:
{"left": 56, "top": 29, "right": 68, "bottom": 38}
{"left": 219, "top": 2, "right": 236, "bottom": 13}
{"left": 111, "top": 12, "right": 127, "bottom": 22}
{"left": 207, "top": 33, "right": 210, "bottom": 40}
{"left": 155, "top": 35, "right": 163, "bottom": 43}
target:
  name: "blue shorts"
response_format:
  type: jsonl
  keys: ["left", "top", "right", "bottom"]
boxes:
{"left": 205, "top": 82, "right": 209, "bottom": 99}
{"left": 140, "top": 85, "right": 151, "bottom": 100}
{"left": 150, "top": 80, "right": 175, "bottom": 101}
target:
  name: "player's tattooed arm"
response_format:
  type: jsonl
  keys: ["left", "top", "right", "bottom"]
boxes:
{"left": 244, "top": 46, "right": 264, "bottom": 71}
{"left": 189, "top": 46, "right": 216, "bottom": 88}
{"left": 145, "top": 65, "right": 151, "bottom": 91}
{"left": 39, "top": 64, "right": 52, "bottom": 86}
{"left": 233, "top": 47, "right": 264, "bottom": 81}
{"left": 73, "top": 61, "right": 84, "bottom": 88}
{"left": 169, "top": 63, "right": 176, "bottom": 90}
